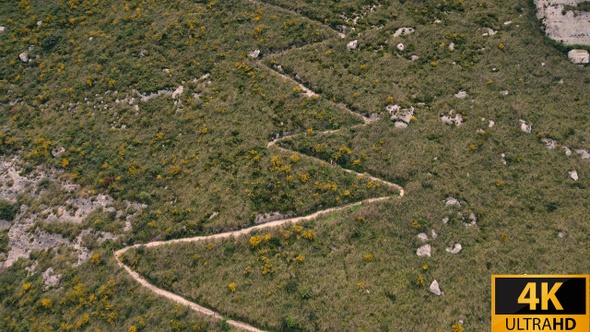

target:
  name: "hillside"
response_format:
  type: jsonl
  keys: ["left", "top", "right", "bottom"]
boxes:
{"left": 1, "top": 0, "right": 590, "bottom": 331}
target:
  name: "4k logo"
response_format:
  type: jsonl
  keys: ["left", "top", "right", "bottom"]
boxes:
{"left": 518, "top": 282, "right": 563, "bottom": 311}
{"left": 492, "top": 275, "right": 589, "bottom": 332}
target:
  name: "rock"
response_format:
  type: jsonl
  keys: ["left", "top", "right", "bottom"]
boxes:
{"left": 429, "top": 280, "right": 442, "bottom": 295}
{"left": 535, "top": 1, "right": 590, "bottom": 46}
{"left": 393, "top": 27, "right": 415, "bottom": 37}
{"left": 37, "top": 21, "right": 43, "bottom": 27}
{"left": 441, "top": 111, "right": 463, "bottom": 126}
{"left": 387, "top": 104, "right": 414, "bottom": 124}
{"left": 172, "top": 85, "right": 184, "bottom": 99}
{"left": 255, "top": 211, "right": 291, "bottom": 224}
{"left": 431, "top": 229, "right": 438, "bottom": 239}
{"left": 454, "top": 90, "right": 468, "bottom": 99}
{"left": 347, "top": 40, "right": 358, "bottom": 51}
{"left": 501, "top": 153, "right": 507, "bottom": 165}
{"left": 541, "top": 138, "right": 557, "bottom": 150}
{"left": 396, "top": 43, "right": 405, "bottom": 51}
{"left": 483, "top": 27, "right": 497, "bottom": 36}
{"left": 416, "top": 244, "right": 431, "bottom": 257}
{"left": 449, "top": 42, "right": 455, "bottom": 51}
{"left": 0, "top": 26, "right": 5, "bottom": 33}
{"left": 446, "top": 243, "right": 462, "bottom": 254}
{"left": 411, "top": 55, "right": 420, "bottom": 61}
{"left": 442, "top": 217, "right": 449, "bottom": 224}
{"left": 248, "top": 49, "right": 260, "bottom": 59}
{"left": 569, "top": 170, "right": 579, "bottom": 181}
{"left": 558, "top": 231, "right": 565, "bottom": 238}
{"left": 434, "top": 19, "right": 442, "bottom": 24}
{"left": 500, "top": 90, "right": 509, "bottom": 95}
{"left": 488, "top": 120, "right": 495, "bottom": 128}
{"left": 163, "top": 68, "right": 170, "bottom": 74}
{"left": 563, "top": 146, "right": 572, "bottom": 156}
{"left": 208, "top": 211, "right": 219, "bottom": 219}
{"left": 19, "top": 52, "right": 29, "bottom": 63}
{"left": 576, "top": 149, "right": 590, "bottom": 159}
{"left": 519, "top": 120, "right": 532, "bottom": 133}
{"left": 417, "top": 233, "right": 429, "bottom": 242}
{"left": 51, "top": 146, "right": 66, "bottom": 157}
{"left": 395, "top": 121, "right": 408, "bottom": 129}
{"left": 42, "top": 267, "right": 62, "bottom": 289}
{"left": 568, "top": 49, "right": 589, "bottom": 64}
{"left": 504, "top": 21, "right": 512, "bottom": 25}
{"left": 445, "top": 197, "right": 460, "bottom": 206}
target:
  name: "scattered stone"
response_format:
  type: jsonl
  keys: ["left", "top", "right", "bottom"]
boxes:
{"left": 454, "top": 90, "right": 468, "bottom": 99}
{"left": 0, "top": 26, "right": 5, "bottom": 33}
{"left": 172, "top": 85, "right": 184, "bottom": 99}
{"left": 19, "top": 52, "right": 29, "bottom": 63}
{"left": 519, "top": 120, "right": 532, "bottom": 133}
{"left": 489, "top": 120, "right": 495, "bottom": 128}
{"left": 248, "top": 49, "right": 260, "bottom": 59}
{"left": 347, "top": 40, "right": 358, "bottom": 51}
{"left": 501, "top": 153, "right": 507, "bottom": 165}
{"left": 387, "top": 104, "right": 415, "bottom": 126}
{"left": 576, "top": 149, "right": 590, "bottom": 159}
{"left": 51, "top": 146, "right": 66, "bottom": 157}
{"left": 255, "top": 211, "right": 291, "bottom": 224}
{"left": 569, "top": 170, "right": 579, "bottom": 181}
{"left": 417, "top": 233, "right": 429, "bottom": 242}
{"left": 504, "top": 21, "right": 512, "bottom": 25}
{"left": 445, "top": 197, "right": 460, "bottom": 206}
{"left": 446, "top": 243, "right": 462, "bottom": 254}
{"left": 441, "top": 111, "right": 463, "bottom": 126}
{"left": 558, "top": 231, "right": 565, "bottom": 238}
{"left": 208, "top": 211, "right": 219, "bottom": 220}
{"left": 431, "top": 229, "right": 438, "bottom": 239}
{"left": 500, "top": 90, "right": 509, "bottom": 95}
{"left": 416, "top": 244, "right": 431, "bottom": 257}
{"left": 568, "top": 49, "right": 589, "bottom": 64}
{"left": 541, "top": 138, "right": 557, "bottom": 150}
{"left": 558, "top": 79, "right": 564, "bottom": 84}
{"left": 563, "top": 146, "right": 572, "bottom": 156}
{"left": 442, "top": 217, "right": 449, "bottom": 224}
{"left": 37, "top": 21, "right": 43, "bottom": 27}
{"left": 411, "top": 55, "right": 420, "bottom": 61}
{"left": 396, "top": 43, "right": 405, "bottom": 51}
{"left": 393, "top": 27, "right": 415, "bottom": 37}
{"left": 429, "top": 280, "right": 442, "bottom": 295}
{"left": 163, "top": 68, "right": 171, "bottom": 74}
{"left": 434, "top": 19, "right": 442, "bottom": 24}
{"left": 483, "top": 27, "right": 497, "bottom": 36}
{"left": 449, "top": 42, "right": 455, "bottom": 51}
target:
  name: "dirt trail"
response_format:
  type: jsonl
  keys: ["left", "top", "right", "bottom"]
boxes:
{"left": 115, "top": 3, "right": 404, "bottom": 331}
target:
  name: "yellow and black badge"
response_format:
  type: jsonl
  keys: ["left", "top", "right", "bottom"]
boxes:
{"left": 492, "top": 275, "right": 589, "bottom": 331}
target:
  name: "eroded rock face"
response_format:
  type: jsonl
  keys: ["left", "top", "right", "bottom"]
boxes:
{"left": 535, "top": 0, "right": 590, "bottom": 46}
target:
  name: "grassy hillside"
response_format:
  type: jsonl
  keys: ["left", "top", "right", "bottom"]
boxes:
{"left": 1, "top": 0, "right": 590, "bottom": 331}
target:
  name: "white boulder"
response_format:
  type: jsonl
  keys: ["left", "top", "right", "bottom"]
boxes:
{"left": 568, "top": 49, "right": 589, "bottom": 64}
{"left": 393, "top": 27, "right": 415, "bottom": 37}
{"left": 19, "top": 52, "right": 29, "bottom": 63}
{"left": 416, "top": 244, "right": 431, "bottom": 257}
{"left": 347, "top": 40, "right": 358, "bottom": 51}
{"left": 429, "top": 280, "right": 442, "bottom": 295}
{"left": 446, "top": 243, "right": 462, "bottom": 254}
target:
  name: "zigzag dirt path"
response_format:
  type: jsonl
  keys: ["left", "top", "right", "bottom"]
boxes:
{"left": 115, "top": 3, "right": 404, "bottom": 331}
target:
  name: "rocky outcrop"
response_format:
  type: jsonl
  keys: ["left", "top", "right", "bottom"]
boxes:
{"left": 535, "top": 0, "right": 590, "bottom": 46}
